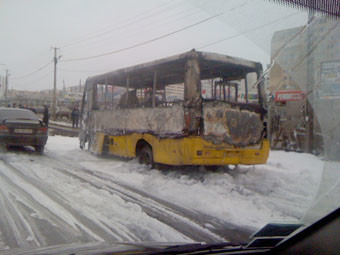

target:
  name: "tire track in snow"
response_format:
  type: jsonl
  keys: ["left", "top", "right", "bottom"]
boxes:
{"left": 0, "top": 156, "right": 136, "bottom": 250}
{"left": 0, "top": 162, "right": 77, "bottom": 250}
{"left": 1, "top": 153, "right": 192, "bottom": 243}
{"left": 27, "top": 154, "right": 222, "bottom": 243}
{"left": 44, "top": 153, "right": 251, "bottom": 243}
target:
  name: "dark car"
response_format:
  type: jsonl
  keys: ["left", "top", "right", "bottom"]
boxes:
{"left": 0, "top": 108, "right": 48, "bottom": 153}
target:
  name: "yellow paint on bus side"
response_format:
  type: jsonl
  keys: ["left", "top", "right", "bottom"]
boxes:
{"left": 96, "top": 132, "right": 270, "bottom": 166}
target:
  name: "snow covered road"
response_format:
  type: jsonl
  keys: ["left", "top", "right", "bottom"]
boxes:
{"left": 0, "top": 136, "right": 324, "bottom": 252}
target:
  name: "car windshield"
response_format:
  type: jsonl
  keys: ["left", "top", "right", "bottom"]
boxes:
{"left": 0, "top": 0, "right": 339, "bottom": 254}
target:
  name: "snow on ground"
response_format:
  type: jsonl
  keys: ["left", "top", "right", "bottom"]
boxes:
{"left": 23, "top": 162, "right": 190, "bottom": 242}
{"left": 49, "top": 120, "right": 74, "bottom": 128}
{"left": 46, "top": 135, "right": 324, "bottom": 230}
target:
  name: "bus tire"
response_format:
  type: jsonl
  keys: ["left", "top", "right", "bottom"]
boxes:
{"left": 138, "top": 144, "right": 154, "bottom": 167}
{"left": 204, "top": 165, "right": 219, "bottom": 171}
{"left": 87, "top": 135, "right": 91, "bottom": 151}
{"left": 102, "top": 136, "right": 110, "bottom": 156}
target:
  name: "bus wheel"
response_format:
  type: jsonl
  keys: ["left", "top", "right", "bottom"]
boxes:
{"left": 204, "top": 165, "right": 219, "bottom": 171}
{"left": 138, "top": 145, "right": 154, "bottom": 167}
{"left": 102, "top": 136, "right": 110, "bottom": 156}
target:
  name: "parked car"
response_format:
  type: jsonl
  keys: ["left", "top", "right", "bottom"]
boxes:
{"left": 0, "top": 108, "right": 48, "bottom": 153}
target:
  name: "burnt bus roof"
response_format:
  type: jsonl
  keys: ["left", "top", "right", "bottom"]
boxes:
{"left": 85, "top": 49, "right": 262, "bottom": 89}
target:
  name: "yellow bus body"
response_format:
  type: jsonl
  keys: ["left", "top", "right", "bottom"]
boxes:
{"left": 95, "top": 132, "right": 270, "bottom": 166}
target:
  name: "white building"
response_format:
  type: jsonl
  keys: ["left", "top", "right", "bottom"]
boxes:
{"left": 165, "top": 84, "right": 184, "bottom": 101}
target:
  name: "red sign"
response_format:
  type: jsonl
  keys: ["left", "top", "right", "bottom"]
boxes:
{"left": 275, "top": 90, "right": 305, "bottom": 102}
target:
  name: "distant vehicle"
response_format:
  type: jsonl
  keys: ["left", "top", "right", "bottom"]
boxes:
{"left": 56, "top": 106, "right": 71, "bottom": 120}
{"left": 64, "top": 91, "right": 83, "bottom": 101}
{"left": 0, "top": 108, "right": 48, "bottom": 153}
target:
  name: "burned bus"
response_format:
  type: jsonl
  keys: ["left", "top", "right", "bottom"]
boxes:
{"left": 79, "top": 49, "right": 269, "bottom": 166}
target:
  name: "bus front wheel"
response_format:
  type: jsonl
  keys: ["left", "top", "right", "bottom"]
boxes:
{"left": 138, "top": 145, "right": 154, "bottom": 167}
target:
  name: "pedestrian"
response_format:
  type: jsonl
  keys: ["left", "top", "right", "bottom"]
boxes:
{"left": 43, "top": 105, "right": 49, "bottom": 127}
{"left": 71, "top": 105, "right": 80, "bottom": 128}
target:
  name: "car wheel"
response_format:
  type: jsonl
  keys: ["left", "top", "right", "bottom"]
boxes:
{"left": 138, "top": 145, "right": 154, "bottom": 167}
{"left": 35, "top": 145, "right": 45, "bottom": 154}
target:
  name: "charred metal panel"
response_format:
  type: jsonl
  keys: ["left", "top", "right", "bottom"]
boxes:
{"left": 184, "top": 50, "right": 202, "bottom": 133}
{"left": 203, "top": 101, "right": 263, "bottom": 147}
{"left": 184, "top": 50, "right": 201, "bottom": 107}
{"left": 92, "top": 104, "right": 185, "bottom": 137}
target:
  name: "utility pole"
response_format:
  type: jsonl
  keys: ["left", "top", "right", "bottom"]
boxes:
{"left": 305, "top": 11, "right": 314, "bottom": 153}
{"left": 63, "top": 79, "right": 66, "bottom": 96}
{"left": 4, "top": 69, "right": 9, "bottom": 99}
{"left": 52, "top": 47, "right": 60, "bottom": 121}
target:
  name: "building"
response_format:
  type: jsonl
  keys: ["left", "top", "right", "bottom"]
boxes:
{"left": 65, "top": 84, "right": 84, "bottom": 93}
{"left": 165, "top": 84, "right": 184, "bottom": 101}
{"left": 269, "top": 16, "right": 340, "bottom": 157}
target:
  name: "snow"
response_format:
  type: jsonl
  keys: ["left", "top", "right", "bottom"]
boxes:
{"left": 49, "top": 120, "right": 73, "bottom": 128}
{"left": 46, "top": 136, "right": 324, "bottom": 230}
{"left": 0, "top": 135, "right": 328, "bottom": 252}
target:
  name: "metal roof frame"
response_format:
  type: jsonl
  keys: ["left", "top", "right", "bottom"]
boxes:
{"left": 85, "top": 49, "right": 262, "bottom": 89}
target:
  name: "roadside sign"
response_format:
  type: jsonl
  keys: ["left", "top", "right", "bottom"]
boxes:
{"left": 275, "top": 90, "right": 305, "bottom": 102}
{"left": 319, "top": 61, "right": 340, "bottom": 99}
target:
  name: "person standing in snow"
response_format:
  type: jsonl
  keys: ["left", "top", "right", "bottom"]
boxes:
{"left": 71, "top": 105, "right": 80, "bottom": 128}
{"left": 43, "top": 105, "right": 49, "bottom": 127}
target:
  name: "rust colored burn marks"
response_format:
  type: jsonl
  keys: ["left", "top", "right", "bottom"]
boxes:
{"left": 203, "top": 102, "right": 263, "bottom": 147}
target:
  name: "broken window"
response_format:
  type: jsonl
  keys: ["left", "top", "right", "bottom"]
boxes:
{"left": 165, "top": 83, "right": 184, "bottom": 103}
{"left": 94, "top": 84, "right": 125, "bottom": 110}
{"left": 201, "top": 72, "right": 260, "bottom": 104}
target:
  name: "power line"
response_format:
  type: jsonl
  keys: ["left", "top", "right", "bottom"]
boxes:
{"left": 58, "top": 0, "right": 184, "bottom": 49}
{"left": 62, "top": 12, "right": 223, "bottom": 62}
{"left": 58, "top": 68, "right": 112, "bottom": 73}
{"left": 10, "top": 60, "right": 53, "bottom": 79}
{"left": 11, "top": 70, "right": 53, "bottom": 87}
{"left": 60, "top": 0, "right": 244, "bottom": 53}
{"left": 198, "top": 12, "right": 301, "bottom": 49}
{"left": 60, "top": 0, "right": 248, "bottom": 59}
{"left": 11, "top": 49, "right": 51, "bottom": 72}
{"left": 111, "top": 0, "right": 216, "bottom": 38}
{"left": 74, "top": 7, "right": 204, "bottom": 52}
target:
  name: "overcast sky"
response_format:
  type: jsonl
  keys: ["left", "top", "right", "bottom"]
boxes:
{"left": 0, "top": 0, "right": 307, "bottom": 91}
